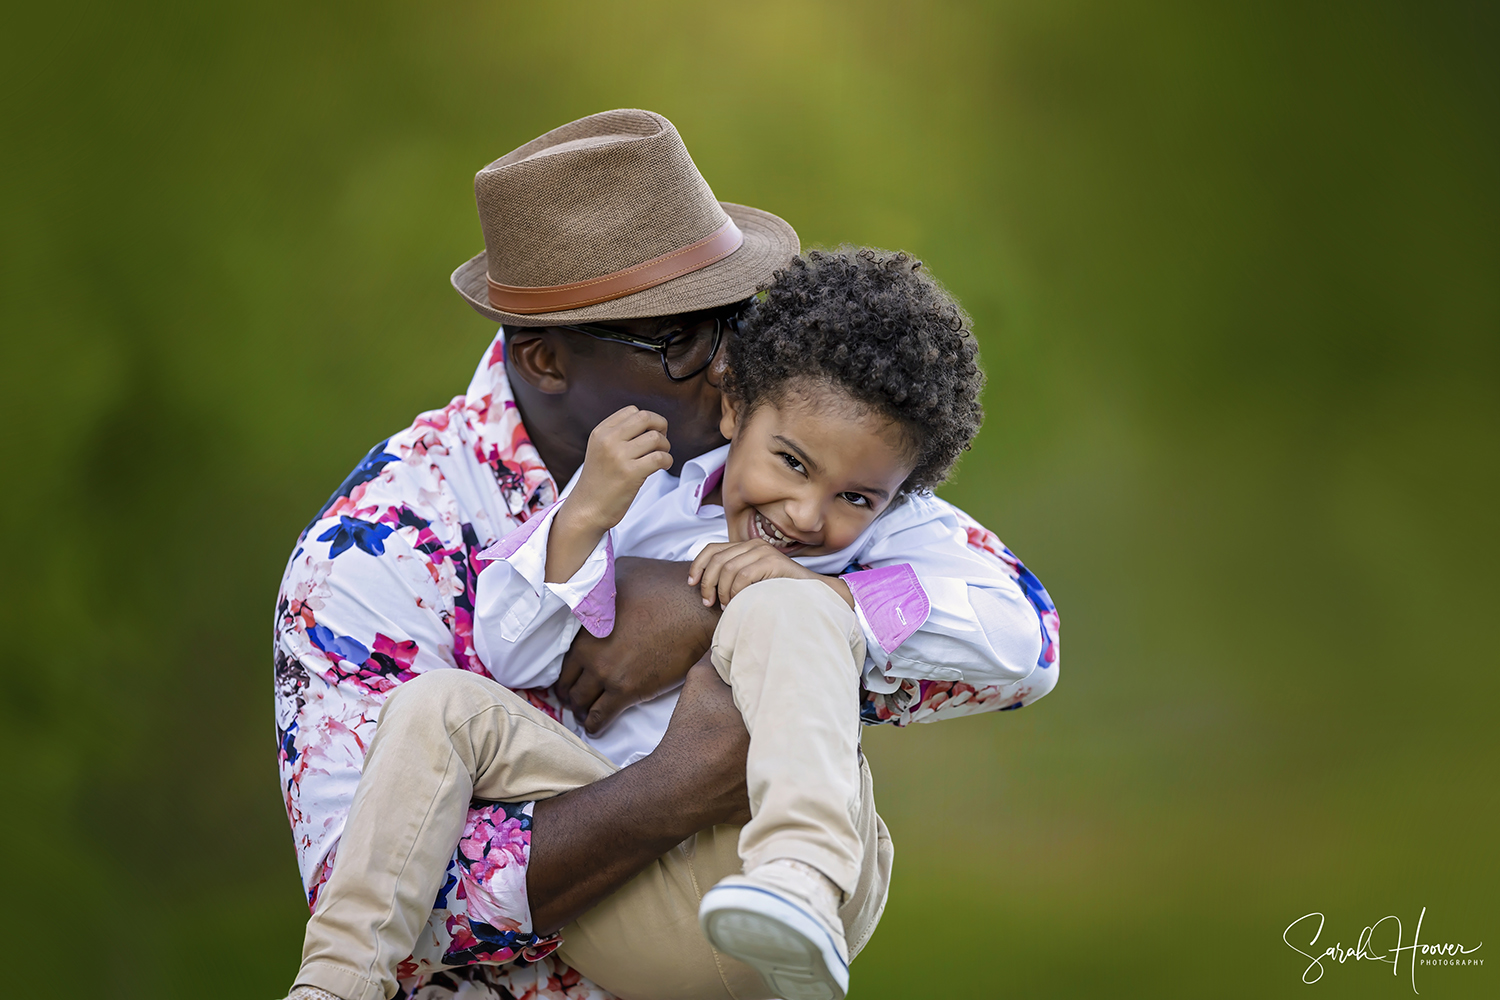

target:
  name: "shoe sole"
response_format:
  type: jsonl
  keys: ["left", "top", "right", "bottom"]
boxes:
{"left": 700, "top": 884, "right": 849, "bottom": 1000}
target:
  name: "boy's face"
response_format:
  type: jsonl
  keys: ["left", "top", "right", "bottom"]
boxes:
{"left": 717, "top": 384, "right": 916, "bottom": 557}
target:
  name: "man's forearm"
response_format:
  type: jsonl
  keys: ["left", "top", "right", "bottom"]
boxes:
{"left": 527, "top": 561, "right": 742, "bottom": 933}
{"left": 527, "top": 753, "right": 711, "bottom": 934}
{"left": 525, "top": 661, "right": 751, "bottom": 935}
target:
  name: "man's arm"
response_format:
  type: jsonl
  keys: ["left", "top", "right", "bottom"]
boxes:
{"left": 526, "top": 555, "right": 738, "bottom": 934}
{"left": 526, "top": 659, "right": 750, "bottom": 934}
{"left": 554, "top": 555, "right": 721, "bottom": 734}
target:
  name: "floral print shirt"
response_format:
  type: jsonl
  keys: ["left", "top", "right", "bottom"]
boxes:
{"left": 273, "top": 330, "right": 1060, "bottom": 999}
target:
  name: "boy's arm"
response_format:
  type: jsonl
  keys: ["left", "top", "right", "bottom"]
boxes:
{"left": 472, "top": 406, "right": 673, "bottom": 692}
{"left": 683, "top": 500, "right": 1050, "bottom": 692}
{"left": 527, "top": 658, "right": 750, "bottom": 935}
{"left": 845, "top": 498, "right": 1058, "bottom": 697}
{"left": 472, "top": 499, "right": 613, "bottom": 692}
{"left": 545, "top": 406, "right": 671, "bottom": 583}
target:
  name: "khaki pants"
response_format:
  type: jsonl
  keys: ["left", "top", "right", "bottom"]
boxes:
{"left": 298, "top": 579, "right": 892, "bottom": 1000}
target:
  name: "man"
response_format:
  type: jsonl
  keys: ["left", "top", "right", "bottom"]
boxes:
{"left": 277, "top": 109, "right": 804, "bottom": 1000}
{"left": 276, "top": 109, "right": 1059, "bottom": 1000}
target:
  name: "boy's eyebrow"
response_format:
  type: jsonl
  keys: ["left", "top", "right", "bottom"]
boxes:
{"left": 773, "top": 434, "right": 891, "bottom": 501}
{"left": 772, "top": 435, "right": 821, "bottom": 474}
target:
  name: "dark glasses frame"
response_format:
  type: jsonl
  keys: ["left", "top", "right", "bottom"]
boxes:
{"left": 559, "top": 311, "right": 737, "bottom": 382}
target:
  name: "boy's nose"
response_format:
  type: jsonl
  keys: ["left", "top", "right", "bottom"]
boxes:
{"left": 784, "top": 496, "right": 824, "bottom": 536}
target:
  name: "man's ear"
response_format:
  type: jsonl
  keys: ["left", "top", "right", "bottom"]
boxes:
{"left": 505, "top": 329, "right": 570, "bottom": 395}
{"left": 718, "top": 392, "right": 742, "bottom": 441}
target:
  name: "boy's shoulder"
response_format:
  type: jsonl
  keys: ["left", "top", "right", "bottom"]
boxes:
{"left": 872, "top": 490, "right": 971, "bottom": 534}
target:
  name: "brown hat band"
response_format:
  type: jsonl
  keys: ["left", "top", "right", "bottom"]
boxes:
{"left": 487, "top": 219, "right": 744, "bottom": 315}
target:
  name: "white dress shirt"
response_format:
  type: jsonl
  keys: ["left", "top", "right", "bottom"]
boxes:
{"left": 473, "top": 445, "right": 1044, "bottom": 766}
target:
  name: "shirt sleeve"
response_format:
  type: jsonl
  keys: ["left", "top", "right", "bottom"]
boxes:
{"left": 471, "top": 500, "right": 617, "bottom": 691}
{"left": 843, "top": 496, "right": 1045, "bottom": 693}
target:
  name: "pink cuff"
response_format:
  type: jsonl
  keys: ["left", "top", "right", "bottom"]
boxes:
{"left": 476, "top": 502, "right": 556, "bottom": 562}
{"left": 843, "top": 563, "right": 930, "bottom": 655}
{"left": 475, "top": 501, "right": 617, "bottom": 638}
{"left": 572, "top": 534, "right": 616, "bottom": 638}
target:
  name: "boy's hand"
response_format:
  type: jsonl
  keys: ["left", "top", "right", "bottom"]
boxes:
{"left": 545, "top": 407, "right": 669, "bottom": 585}
{"left": 568, "top": 406, "right": 673, "bottom": 532}
{"left": 687, "top": 539, "right": 854, "bottom": 608}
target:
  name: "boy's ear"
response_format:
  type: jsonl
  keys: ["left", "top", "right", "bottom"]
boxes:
{"left": 506, "top": 329, "right": 569, "bottom": 395}
{"left": 719, "top": 392, "right": 742, "bottom": 441}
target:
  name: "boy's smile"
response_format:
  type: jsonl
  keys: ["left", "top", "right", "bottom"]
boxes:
{"left": 746, "top": 508, "right": 803, "bottom": 552}
{"left": 715, "top": 383, "right": 917, "bottom": 557}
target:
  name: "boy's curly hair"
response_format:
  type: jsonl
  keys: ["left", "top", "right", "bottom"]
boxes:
{"left": 724, "top": 247, "right": 984, "bottom": 493}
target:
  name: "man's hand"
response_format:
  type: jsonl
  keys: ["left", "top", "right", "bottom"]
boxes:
{"left": 557, "top": 556, "right": 720, "bottom": 734}
{"left": 687, "top": 539, "right": 854, "bottom": 608}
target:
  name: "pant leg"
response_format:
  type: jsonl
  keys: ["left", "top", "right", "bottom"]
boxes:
{"left": 555, "top": 581, "right": 890, "bottom": 1000}
{"left": 298, "top": 669, "right": 617, "bottom": 1000}
{"left": 841, "top": 756, "right": 894, "bottom": 959}
{"left": 711, "top": 578, "right": 867, "bottom": 895}
{"left": 554, "top": 755, "right": 891, "bottom": 1000}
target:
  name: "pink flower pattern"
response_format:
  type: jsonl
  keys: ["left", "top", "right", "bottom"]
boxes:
{"left": 274, "top": 333, "right": 584, "bottom": 997}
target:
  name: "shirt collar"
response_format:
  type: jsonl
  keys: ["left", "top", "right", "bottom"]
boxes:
{"left": 469, "top": 330, "right": 559, "bottom": 517}
{"left": 682, "top": 444, "right": 731, "bottom": 512}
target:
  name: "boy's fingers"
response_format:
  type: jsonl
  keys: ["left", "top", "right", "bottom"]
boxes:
{"left": 721, "top": 549, "right": 769, "bottom": 582}
{"left": 688, "top": 542, "right": 735, "bottom": 585}
{"left": 592, "top": 408, "right": 663, "bottom": 452}
{"left": 715, "top": 561, "right": 748, "bottom": 605}
{"left": 623, "top": 430, "right": 672, "bottom": 459}
{"left": 616, "top": 408, "right": 668, "bottom": 437}
{"left": 720, "top": 562, "right": 765, "bottom": 604}
{"left": 699, "top": 546, "right": 747, "bottom": 604}
{"left": 719, "top": 549, "right": 784, "bottom": 603}
{"left": 699, "top": 556, "right": 722, "bottom": 604}
{"left": 596, "top": 405, "right": 640, "bottom": 431}
{"left": 697, "top": 542, "right": 758, "bottom": 602}
{"left": 687, "top": 547, "right": 713, "bottom": 585}
{"left": 627, "top": 452, "right": 673, "bottom": 480}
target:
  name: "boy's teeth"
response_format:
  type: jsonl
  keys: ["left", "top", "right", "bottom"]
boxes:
{"left": 756, "top": 511, "right": 791, "bottom": 545}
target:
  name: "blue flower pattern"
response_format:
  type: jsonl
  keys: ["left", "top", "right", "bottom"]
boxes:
{"left": 318, "top": 515, "right": 396, "bottom": 558}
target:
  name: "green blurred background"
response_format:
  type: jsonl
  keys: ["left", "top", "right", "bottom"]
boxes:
{"left": 2, "top": 2, "right": 1495, "bottom": 997}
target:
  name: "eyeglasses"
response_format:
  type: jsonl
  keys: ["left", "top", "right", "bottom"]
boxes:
{"left": 560, "top": 313, "right": 732, "bottom": 382}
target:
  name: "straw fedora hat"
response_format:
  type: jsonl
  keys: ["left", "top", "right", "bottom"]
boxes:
{"left": 451, "top": 109, "right": 800, "bottom": 327}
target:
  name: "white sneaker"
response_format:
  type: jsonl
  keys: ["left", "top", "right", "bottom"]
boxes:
{"left": 699, "top": 859, "right": 850, "bottom": 1000}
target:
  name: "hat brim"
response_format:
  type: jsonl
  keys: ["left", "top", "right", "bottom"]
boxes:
{"left": 451, "top": 202, "right": 799, "bottom": 327}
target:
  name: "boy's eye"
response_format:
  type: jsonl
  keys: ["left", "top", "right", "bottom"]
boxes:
{"left": 780, "top": 453, "right": 806, "bottom": 475}
{"left": 840, "top": 491, "right": 871, "bottom": 508}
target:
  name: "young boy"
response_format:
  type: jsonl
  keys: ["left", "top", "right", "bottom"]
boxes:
{"left": 474, "top": 248, "right": 1058, "bottom": 999}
